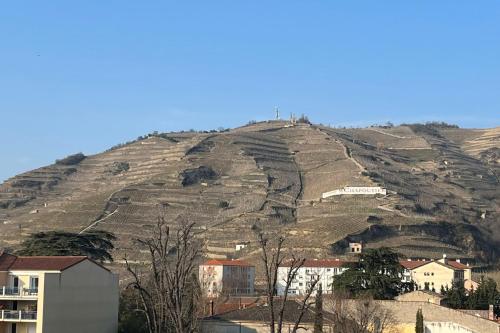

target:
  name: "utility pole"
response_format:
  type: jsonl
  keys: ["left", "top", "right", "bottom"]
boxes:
{"left": 275, "top": 106, "right": 280, "bottom": 120}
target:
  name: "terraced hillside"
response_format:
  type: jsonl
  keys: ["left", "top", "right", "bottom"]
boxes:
{"left": 0, "top": 122, "right": 498, "bottom": 271}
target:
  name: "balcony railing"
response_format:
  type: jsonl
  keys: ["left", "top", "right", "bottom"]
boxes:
{"left": 0, "top": 287, "right": 38, "bottom": 298}
{"left": 0, "top": 310, "right": 37, "bottom": 321}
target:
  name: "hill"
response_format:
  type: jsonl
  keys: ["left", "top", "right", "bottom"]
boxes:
{"left": 0, "top": 121, "right": 498, "bottom": 270}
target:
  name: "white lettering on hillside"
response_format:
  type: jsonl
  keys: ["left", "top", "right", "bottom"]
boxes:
{"left": 321, "top": 186, "right": 387, "bottom": 198}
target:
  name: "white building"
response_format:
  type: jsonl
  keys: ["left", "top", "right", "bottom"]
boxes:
{"left": 277, "top": 259, "right": 350, "bottom": 296}
{"left": 199, "top": 260, "right": 255, "bottom": 298}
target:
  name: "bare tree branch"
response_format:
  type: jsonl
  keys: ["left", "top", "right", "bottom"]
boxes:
{"left": 125, "top": 210, "right": 202, "bottom": 333}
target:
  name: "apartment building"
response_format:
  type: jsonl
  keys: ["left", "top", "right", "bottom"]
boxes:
{"left": 277, "top": 259, "right": 349, "bottom": 296}
{"left": 199, "top": 260, "right": 255, "bottom": 298}
{"left": 0, "top": 251, "right": 118, "bottom": 333}
{"left": 400, "top": 255, "right": 470, "bottom": 292}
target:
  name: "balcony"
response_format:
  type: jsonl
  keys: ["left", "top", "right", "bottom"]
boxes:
{"left": 0, "top": 310, "right": 37, "bottom": 322}
{"left": 0, "top": 287, "right": 38, "bottom": 299}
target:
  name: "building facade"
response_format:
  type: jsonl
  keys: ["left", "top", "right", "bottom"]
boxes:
{"left": 277, "top": 259, "right": 349, "bottom": 296}
{"left": 199, "top": 260, "right": 255, "bottom": 298}
{"left": 400, "top": 256, "right": 470, "bottom": 292}
{"left": 0, "top": 252, "right": 118, "bottom": 333}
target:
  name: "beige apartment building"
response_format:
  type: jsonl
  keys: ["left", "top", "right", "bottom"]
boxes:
{"left": 199, "top": 260, "right": 255, "bottom": 298}
{"left": 400, "top": 255, "right": 471, "bottom": 292}
{"left": 0, "top": 251, "right": 118, "bottom": 333}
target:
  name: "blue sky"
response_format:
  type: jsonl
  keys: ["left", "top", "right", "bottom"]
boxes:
{"left": 1, "top": 1, "right": 499, "bottom": 182}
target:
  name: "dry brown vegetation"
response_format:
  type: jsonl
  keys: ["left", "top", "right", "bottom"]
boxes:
{"left": 0, "top": 121, "right": 498, "bottom": 277}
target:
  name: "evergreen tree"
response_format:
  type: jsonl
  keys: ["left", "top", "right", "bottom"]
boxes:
{"left": 314, "top": 284, "right": 323, "bottom": 333}
{"left": 446, "top": 281, "right": 468, "bottom": 309}
{"left": 468, "top": 277, "right": 499, "bottom": 310}
{"left": 17, "top": 230, "right": 115, "bottom": 262}
{"left": 415, "top": 308, "right": 424, "bottom": 333}
{"left": 333, "top": 247, "right": 403, "bottom": 299}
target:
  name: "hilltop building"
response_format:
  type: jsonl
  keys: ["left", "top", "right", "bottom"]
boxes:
{"left": 400, "top": 255, "right": 471, "bottom": 292}
{"left": 348, "top": 242, "right": 362, "bottom": 254}
{"left": 0, "top": 251, "right": 118, "bottom": 333}
{"left": 277, "top": 259, "right": 350, "bottom": 296}
{"left": 199, "top": 260, "right": 255, "bottom": 298}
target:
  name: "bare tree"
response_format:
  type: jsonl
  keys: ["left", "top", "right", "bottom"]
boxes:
{"left": 126, "top": 214, "right": 202, "bottom": 333}
{"left": 325, "top": 293, "right": 397, "bottom": 333}
{"left": 257, "top": 232, "right": 320, "bottom": 333}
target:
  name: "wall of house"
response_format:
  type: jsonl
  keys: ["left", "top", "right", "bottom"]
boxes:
{"left": 222, "top": 266, "right": 255, "bottom": 295}
{"left": 9, "top": 323, "right": 36, "bottom": 333}
{"left": 277, "top": 266, "right": 346, "bottom": 296}
{"left": 0, "top": 272, "right": 8, "bottom": 286}
{"left": 4, "top": 271, "right": 38, "bottom": 293}
{"left": 39, "top": 260, "right": 118, "bottom": 333}
{"left": 199, "top": 265, "right": 224, "bottom": 297}
{"left": 412, "top": 263, "right": 458, "bottom": 291}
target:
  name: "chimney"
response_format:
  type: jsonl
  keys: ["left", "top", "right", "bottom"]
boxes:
{"left": 439, "top": 254, "right": 448, "bottom": 265}
{"left": 456, "top": 259, "right": 461, "bottom": 263}
{"left": 489, "top": 305, "right": 495, "bottom": 321}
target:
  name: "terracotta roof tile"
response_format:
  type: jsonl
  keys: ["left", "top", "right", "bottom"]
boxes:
{"left": 399, "top": 260, "right": 430, "bottom": 270}
{"left": 0, "top": 253, "right": 17, "bottom": 271}
{"left": 202, "top": 259, "right": 253, "bottom": 267}
{"left": 9, "top": 256, "right": 87, "bottom": 271}
{"left": 281, "top": 259, "right": 351, "bottom": 268}
{"left": 447, "top": 260, "right": 469, "bottom": 270}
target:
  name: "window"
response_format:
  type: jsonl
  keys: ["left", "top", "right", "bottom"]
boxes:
{"left": 29, "top": 277, "right": 39, "bottom": 294}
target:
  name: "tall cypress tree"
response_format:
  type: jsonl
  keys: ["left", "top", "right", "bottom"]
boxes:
{"left": 314, "top": 284, "right": 323, "bottom": 333}
{"left": 415, "top": 308, "right": 424, "bottom": 333}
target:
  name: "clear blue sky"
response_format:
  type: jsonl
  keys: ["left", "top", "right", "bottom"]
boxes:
{"left": 1, "top": 1, "right": 499, "bottom": 182}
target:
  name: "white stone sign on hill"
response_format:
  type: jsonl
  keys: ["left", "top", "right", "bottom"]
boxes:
{"left": 322, "top": 186, "right": 387, "bottom": 199}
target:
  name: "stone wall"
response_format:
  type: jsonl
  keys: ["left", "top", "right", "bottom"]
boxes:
{"left": 200, "top": 321, "right": 335, "bottom": 333}
{"left": 395, "top": 290, "right": 444, "bottom": 305}
{"left": 375, "top": 301, "right": 500, "bottom": 333}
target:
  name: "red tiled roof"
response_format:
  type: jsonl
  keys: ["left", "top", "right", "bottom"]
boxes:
{"left": 202, "top": 259, "right": 253, "bottom": 267}
{"left": 0, "top": 253, "right": 17, "bottom": 271}
{"left": 447, "top": 260, "right": 469, "bottom": 270}
{"left": 10, "top": 256, "right": 87, "bottom": 271}
{"left": 282, "top": 259, "right": 350, "bottom": 268}
{"left": 399, "top": 260, "right": 430, "bottom": 270}
{"left": 2, "top": 255, "right": 87, "bottom": 271}
{"left": 400, "top": 260, "right": 468, "bottom": 271}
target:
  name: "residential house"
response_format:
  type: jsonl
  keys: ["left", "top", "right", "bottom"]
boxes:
{"left": 348, "top": 242, "right": 362, "bottom": 254}
{"left": 0, "top": 251, "right": 118, "bottom": 333}
{"left": 277, "top": 259, "right": 349, "bottom": 296}
{"left": 400, "top": 255, "right": 470, "bottom": 292}
{"left": 199, "top": 260, "right": 255, "bottom": 298}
